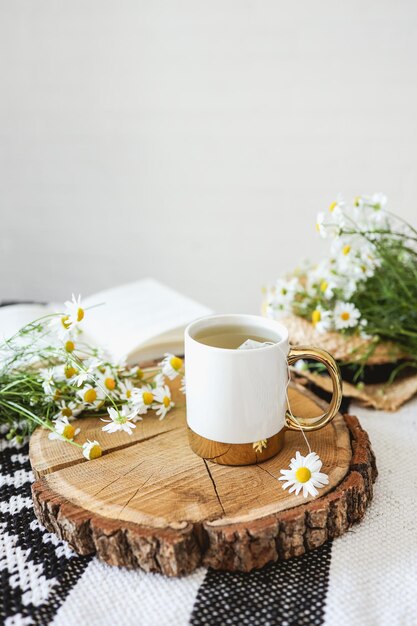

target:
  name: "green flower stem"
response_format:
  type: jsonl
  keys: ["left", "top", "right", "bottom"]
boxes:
{"left": 1, "top": 399, "right": 83, "bottom": 449}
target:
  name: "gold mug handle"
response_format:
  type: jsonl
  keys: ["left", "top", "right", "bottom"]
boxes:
{"left": 286, "top": 346, "right": 343, "bottom": 431}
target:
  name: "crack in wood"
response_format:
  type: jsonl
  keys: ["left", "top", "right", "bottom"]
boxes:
{"left": 92, "top": 459, "right": 147, "bottom": 498}
{"left": 203, "top": 446, "right": 232, "bottom": 461}
{"left": 203, "top": 459, "right": 226, "bottom": 517}
{"left": 118, "top": 471, "right": 156, "bottom": 516}
{"left": 255, "top": 462, "right": 279, "bottom": 482}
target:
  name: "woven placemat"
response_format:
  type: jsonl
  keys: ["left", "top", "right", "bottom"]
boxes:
{"left": 279, "top": 315, "right": 417, "bottom": 410}
{"left": 293, "top": 368, "right": 417, "bottom": 411}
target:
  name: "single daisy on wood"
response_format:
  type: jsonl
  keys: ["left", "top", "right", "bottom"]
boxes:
{"left": 101, "top": 406, "right": 137, "bottom": 435}
{"left": 279, "top": 451, "right": 329, "bottom": 498}
{"left": 82, "top": 439, "right": 102, "bottom": 460}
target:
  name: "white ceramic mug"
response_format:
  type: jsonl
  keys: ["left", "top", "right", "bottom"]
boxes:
{"left": 184, "top": 314, "right": 342, "bottom": 465}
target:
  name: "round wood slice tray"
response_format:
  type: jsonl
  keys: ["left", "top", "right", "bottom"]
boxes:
{"left": 29, "top": 380, "right": 377, "bottom": 577}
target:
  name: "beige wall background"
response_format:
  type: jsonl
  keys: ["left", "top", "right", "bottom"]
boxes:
{"left": 1, "top": 1, "right": 417, "bottom": 312}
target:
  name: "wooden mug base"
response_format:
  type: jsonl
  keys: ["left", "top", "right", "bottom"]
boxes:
{"left": 187, "top": 427, "right": 286, "bottom": 466}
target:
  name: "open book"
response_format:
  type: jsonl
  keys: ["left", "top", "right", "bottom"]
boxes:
{"left": 0, "top": 279, "right": 212, "bottom": 363}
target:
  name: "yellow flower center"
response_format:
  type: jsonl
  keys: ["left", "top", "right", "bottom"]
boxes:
{"left": 61, "top": 407, "right": 73, "bottom": 417}
{"left": 354, "top": 196, "right": 361, "bottom": 207}
{"left": 170, "top": 356, "right": 183, "bottom": 371}
{"left": 143, "top": 391, "right": 154, "bottom": 405}
{"left": 54, "top": 390, "right": 61, "bottom": 400}
{"left": 312, "top": 309, "right": 321, "bottom": 325}
{"left": 126, "top": 389, "right": 132, "bottom": 398}
{"left": 65, "top": 366, "right": 77, "bottom": 379}
{"left": 62, "top": 424, "right": 75, "bottom": 439}
{"left": 342, "top": 244, "right": 351, "bottom": 255}
{"left": 84, "top": 388, "right": 97, "bottom": 403}
{"left": 61, "top": 315, "right": 71, "bottom": 329}
{"left": 315, "top": 222, "right": 320, "bottom": 232}
{"left": 341, "top": 311, "right": 350, "bottom": 321}
{"left": 65, "top": 340, "right": 75, "bottom": 353}
{"left": 89, "top": 444, "right": 102, "bottom": 460}
{"left": 320, "top": 280, "right": 328, "bottom": 293}
{"left": 163, "top": 396, "right": 171, "bottom": 408}
{"left": 136, "top": 368, "right": 144, "bottom": 379}
{"left": 104, "top": 377, "right": 116, "bottom": 391}
{"left": 295, "top": 467, "right": 311, "bottom": 483}
{"left": 77, "top": 308, "right": 84, "bottom": 322}
{"left": 329, "top": 201, "right": 337, "bottom": 212}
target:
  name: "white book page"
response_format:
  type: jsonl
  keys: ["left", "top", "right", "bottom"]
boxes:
{"left": 0, "top": 304, "right": 53, "bottom": 342}
{"left": 82, "top": 278, "right": 212, "bottom": 361}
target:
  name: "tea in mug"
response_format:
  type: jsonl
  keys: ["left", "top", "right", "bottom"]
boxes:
{"left": 194, "top": 324, "right": 279, "bottom": 349}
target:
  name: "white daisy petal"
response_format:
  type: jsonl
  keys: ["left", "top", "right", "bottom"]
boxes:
{"left": 313, "top": 472, "right": 330, "bottom": 486}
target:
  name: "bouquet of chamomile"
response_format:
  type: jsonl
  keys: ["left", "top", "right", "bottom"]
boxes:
{"left": 265, "top": 194, "right": 417, "bottom": 383}
{"left": 0, "top": 296, "right": 185, "bottom": 459}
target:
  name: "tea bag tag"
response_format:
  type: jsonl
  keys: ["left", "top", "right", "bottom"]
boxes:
{"left": 237, "top": 339, "right": 273, "bottom": 350}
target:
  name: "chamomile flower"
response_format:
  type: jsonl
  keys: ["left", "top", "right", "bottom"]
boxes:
{"left": 361, "top": 192, "right": 387, "bottom": 211}
{"left": 48, "top": 416, "right": 80, "bottom": 442}
{"left": 72, "top": 358, "right": 103, "bottom": 387}
{"left": 317, "top": 278, "right": 337, "bottom": 299}
{"left": 39, "top": 368, "right": 56, "bottom": 397}
{"left": 72, "top": 370, "right": 91, "bottom": 387}
{"left": 64, "top": 339, "right": 76, "bottom": 353}
{"left": 271, "top": 277, "right": 300, "bottom": 312}
{"left": 101, "top": 406, "right": 137, "bottom": 435}
{"left": 334, "top": 301, "right": 361, "bottom": 330}
{"left": 310, "top": 306, "right": 332, "bottom": 333}
{"left": 328, "top": 196, "right": 343, "bottom": 214}
{"left": 153, "top": 372, "right": 166, "bottom": 388}
{"left": 118, "top": 379, "right": 135, "bottom": 402}
{"left": 124, "top": 365, "right": 144, "bottom": 380}
{"left": 78, "top": 384, "right": 105, "bottom": 409}
{"left": 160, "top": 354, "right": 184, "bottom": 380}
{"left": 153, "top": 385, "right": 175, "bottom": 420}
{"left": 315, "top": 212, "right": 327, "bottom": 238}
{"left": 54, "top": 400, "right": 83, "bottom": 421}
{"left": 63, "top": 363, "right": 79, "bottom": 381}
{"left": 96, "top": 367, "right": 119, "bottom": 394}
{"left": 331, "top": 236, "right": 361, "bottom": 270}
{"left": 327, "top": 195, "right": 346, "bottom": 228}
{"left": 279, "top": 451, "right": 329, "bottom": 498}
{"left": 63, "top": 294, "right": 85, "bottom": 330}
{"left": 341, "top": 277, "right": 360, "bottom": 299}
{"left": 356, "top": 244, "right": 380, "bottom": 278}
{"left": 134, "top": 386, "right": 156, "bottom": 415}
{"left": 82, "top": 440, "right": 102, "bottom": 460}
